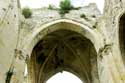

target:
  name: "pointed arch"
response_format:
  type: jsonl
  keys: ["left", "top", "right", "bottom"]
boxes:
{"left": 29, "top": 29, "right": 100, "bottom": 83}
{"left": 20, "top": 19, "right": 103, "bottom": 83}
{"left": 21, "top": 19, "right": 103, "bottom": 56}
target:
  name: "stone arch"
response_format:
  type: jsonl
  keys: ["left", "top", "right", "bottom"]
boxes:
{"left": 119, "top": 12, "right": 125, "bottom": 64}
{"left": 29, "top": 30, "right": 99, "bottom": 83}
{"left": 21, "top": 19, "right": 103, "bottom": 83}
{"left": 21, "top": 19, "right": 103, "bottom": 56}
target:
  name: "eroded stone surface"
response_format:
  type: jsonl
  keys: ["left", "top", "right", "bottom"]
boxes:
{"left": 0, "top": 0, "right": 125, "bottom": 83}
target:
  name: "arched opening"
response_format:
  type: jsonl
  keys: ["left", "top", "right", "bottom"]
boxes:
{"left": 29, "top": 29, "right": 99, "bottom": 83}
{"left": 46, "top": 71, "right": 82, "bottom": 83}
{"left": 119, "top": 13, "right": 125, "bottom": 64}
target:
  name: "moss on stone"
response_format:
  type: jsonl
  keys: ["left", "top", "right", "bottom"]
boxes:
{"left": 22, "top": 7, "right": 32, "bottom": 18}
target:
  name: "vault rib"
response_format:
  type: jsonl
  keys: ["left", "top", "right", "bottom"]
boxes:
{"left": 63, "top": 41, "right": 91, "bottom": 83}
{"left": 38, "top": 44, "right": 57, "bottom": 83}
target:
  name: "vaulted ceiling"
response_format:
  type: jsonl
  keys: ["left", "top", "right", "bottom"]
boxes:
{"left": 30, "top": 29, "right": 99, "bottom": 83}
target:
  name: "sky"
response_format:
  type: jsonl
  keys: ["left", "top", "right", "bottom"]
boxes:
{"left": 46, "top": 71, "right": 82, "bottom": 83}
{"left": 20, "top": 0, "right": 104, "bottom": 13}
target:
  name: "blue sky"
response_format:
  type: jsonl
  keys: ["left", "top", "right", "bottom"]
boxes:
{"left": 20, "top": 0, "right": 104, "bottom": 13}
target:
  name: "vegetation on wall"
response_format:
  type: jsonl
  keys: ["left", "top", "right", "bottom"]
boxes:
{"left": 22, "top": 7, "right": 32, "bottom": 18}
{"left": 5, "top": 69, "right": 13, "bottom": 83}
{"left": 46, "top": 0, "right": 82, "bottom": 17}
{"left": 59, "top": 0, "right": 73, "bottom": 16}
{"left": 80, "top": 13, "right": 86, "bottom": 18}
{"left": 80, "top": 13, "right": 89, "bottom": 21}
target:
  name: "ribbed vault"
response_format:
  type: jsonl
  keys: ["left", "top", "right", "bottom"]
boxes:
{"left": 30, "top": 29, "right": 99, "bottom": 83}
{"left": 119, "top": 13, "right": 125, "bottom": 64}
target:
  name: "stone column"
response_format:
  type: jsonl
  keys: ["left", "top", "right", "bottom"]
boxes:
{"left": 98, "top": 44, "right": 123, "bottom": 83}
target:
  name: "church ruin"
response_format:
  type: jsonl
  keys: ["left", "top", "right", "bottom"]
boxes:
{"left": 0, "top": 0, "right": 125, "bottom": 83}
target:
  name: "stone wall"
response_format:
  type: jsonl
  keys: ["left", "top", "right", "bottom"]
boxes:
{"left": 97, "top": 0, "right": 125, "bottom": 82}
{"left": 0, "top": 0, "right": 20, "bottom": 83}
{"left": 0, "top": 0, "right": 125, "bottom": 83}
